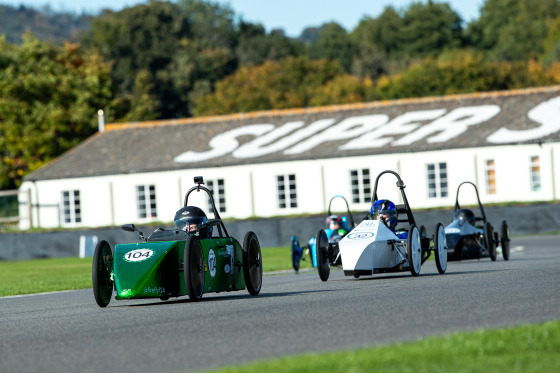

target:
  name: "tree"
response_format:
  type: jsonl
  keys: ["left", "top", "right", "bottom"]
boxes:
{"left": 306, "top": 22, "right": 358, "bottom": 72}
{"left": 495, "top": 0, "right": 560, "bottom": 61}
{"left": 399, "top": 1, "right": 464, "bottom": 58}
{"left": 541, "top": 15, "right": 560, "bottom": 63}
{"left": 0, "top": 33, "right": 118, "bottom": 189}
{"left": 236, "top": 23, "right": 303, "bottom": 67}
{"left": 467, "top": 0, "right": 560, "bottom": 61}
{"left": 192, "top": 56, "right": 347, "bottom": 115}
{"left": 466, "top": 0, "right": 519, "bottom": 52}
{"left": 375, "top": 51, "right": 560, "bottom": 100}
{"left": 81, "top": 1, "right": 194, "bottom": 119}
{"left": 351, "top": 6, "right": 403, "bottom": 58}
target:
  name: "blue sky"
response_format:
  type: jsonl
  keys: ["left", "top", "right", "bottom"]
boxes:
{"left": 1, "top": 0, "right": 485, "bottom": 37}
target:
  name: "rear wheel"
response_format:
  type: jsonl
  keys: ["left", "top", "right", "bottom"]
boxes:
{"left": 407, "top": 225, "right": 421, "bottom": 276}
{"left": 291, "top": 236, "right": 301, "bottom": 273}
{"left": 184, "top": 235, "right": 204, "bottom": 301}
{"left": 243, "top": 231, "right": 263, "bottom": 296}
{"left": 316, "top": 230, "right": 330, "bottom": 282}
{"left": 485, "top": 222, "right": 497, "bottom": 261}
{"left": 92, "top": 240, "right": 113, "bottom": 308}
{"left": 434, "top": 223, "right": 447, "bottom": 274}
{"left": 501, "top": 220, "right": 510, "bottom": 261}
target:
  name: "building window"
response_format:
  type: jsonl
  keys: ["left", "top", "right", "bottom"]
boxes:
{"left": 207, "top": 179, "right": 226, "bottom": 213}
{"left": 136, "top": 185, "right": 157, "bottom": 219}
{"left": 350, "top": 169, "right": 371, "bottom": 204}
{"left": 485, "top": 160, "right": 496, "bottom": 195}
{"left": 426, "top": 162, "right": 448, "bottom": 198}
{"left": 277, "top": 174, "right": 297, "bottom": 209}
{"left": 530, "top": 156, "right": 541, "bottom": 192}
{"left": 62, "top": 190, "right": 81, "bottom": 224}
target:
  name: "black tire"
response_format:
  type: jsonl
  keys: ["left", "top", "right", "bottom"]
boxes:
{"left": 92, "top": 240, "right": 113, "bottom": 308}
{"left": 501, "top": 220, "right": 510, "bottom": 261}
{"left": 485, "top": 222, "right": 497, "bottom": 261}
{"left": 243, "top": 231, "right": 263, "bottom": 296}
{"left": 184, "top": 235, "right": 204, "bottom": 301}
{"left": 434, "top": 223, "right": 447, "bottom": 274}
{"left": 316, "top": 229, "right": 330, "bottom": 282}
{"left": 407, "top": 225, "right": 421, "bottom": 276}
{"left": 291, "top": 236, "right": 300, "bottom": 273}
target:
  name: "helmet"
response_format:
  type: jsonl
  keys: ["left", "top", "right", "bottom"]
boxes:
{"left": 174, "top": 206, "right": 209, "bottom": 236}
{"left": 454, "top": 209, "right": 475, "bottom": 226}
{"left": 326, "top": 215, "right": 342, "bottom": 226}
{"left": 371, "top": 199, "right": 398, "bottom": 230}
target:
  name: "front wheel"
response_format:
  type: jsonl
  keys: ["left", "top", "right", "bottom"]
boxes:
{"left": 92, "top": 240, "right": 113, "bottom": 308}
{"left": 501, "top": 220, "right": 510, "bottom": 261}
{"left": 434, "top": 223, "right": 447, "bottom": 274}
{"left": 184, "top": 235, "right": 204, "bottom": 301}
{"left": 407, "top": 225, "right": 421, "bottom": 276}
{"left": 316, "top": 230, "right": 330, "bottom": 282}
{"left": 485, "top": 222, "right": 497, "bottom": 261}
{"left": 243, "top": 231, "right": 262, "bottom": 296}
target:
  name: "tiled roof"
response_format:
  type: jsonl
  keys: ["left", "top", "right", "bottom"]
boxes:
{"left": 25, "top": 86, "right": 560, "bottom": 181}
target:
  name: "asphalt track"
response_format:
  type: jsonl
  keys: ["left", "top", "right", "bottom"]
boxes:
{"left": 1, "top": 235, "right": 559, "bottom": 372}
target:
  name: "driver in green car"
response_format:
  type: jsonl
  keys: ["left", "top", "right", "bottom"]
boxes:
{"left": 173, "top": 206, "right": 212, "bottom": 238}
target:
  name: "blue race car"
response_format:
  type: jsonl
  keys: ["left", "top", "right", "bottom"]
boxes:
{"left": 444, "top": 181, "right": 510, "bottom": 261}
{"left": 291, "top": 195, "right": 355, "bottom": 273}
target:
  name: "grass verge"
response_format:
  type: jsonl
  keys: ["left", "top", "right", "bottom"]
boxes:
{"left": 0, "top": 246, "right": 295, "bottom": 297}
{"left": 0, "top": 257, "right": 93, "bottom": 297}
{"left": 218, "top": 319, "right": 560, "bottom": 372}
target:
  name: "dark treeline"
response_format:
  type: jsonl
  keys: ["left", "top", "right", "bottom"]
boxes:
{"left": 1, "top": 0, "right": 560, "bottom": 189}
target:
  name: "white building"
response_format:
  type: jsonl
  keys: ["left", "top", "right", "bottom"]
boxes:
{"left": 18, "top": 86, "right": 560, "bottom": 230}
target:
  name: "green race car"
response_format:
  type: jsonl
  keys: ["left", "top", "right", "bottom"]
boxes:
{"left": 92, "top": 176, "right": 263, "bottom": 307}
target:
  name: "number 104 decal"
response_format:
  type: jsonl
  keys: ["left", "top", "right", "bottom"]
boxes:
{"left": 124, "top": 249, "right": 154, "bottom": 262}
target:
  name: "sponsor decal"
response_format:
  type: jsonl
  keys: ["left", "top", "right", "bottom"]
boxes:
{"left": 124, "top": 249, "right": 154, "bottom": 262}
{"left": 172, "top": 97, "right": 560, "bottom": 163}
{"left": 358, "top": 220, "right": 378, "bottom": 228}
{"left": 445, "top": 228, "right": 461, "bottom": 234}
{"left": 224, "top": 264, "right": 231, "bottom": 274}
{"left": 144, "top": 286, "right": 165, "bottom": 295}
{"left": 348, "top": 232, "right": 374, "bottom": 240}
{"left": 208, "top": 249, "right": 217, "bottom": 277}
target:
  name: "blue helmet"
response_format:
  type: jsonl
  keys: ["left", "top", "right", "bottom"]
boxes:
{"left": 371, "top": 199, "right": 398, "bottom": 230}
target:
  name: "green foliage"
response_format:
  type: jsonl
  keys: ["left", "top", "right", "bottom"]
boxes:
{"left": 467, "top": 0, "right": 560, "bottom": 61}
{"left": 220, "top": 320, "right": 560, "bottom": 372}
{"left": 193, "top": 56, "right": 354, "bottom": 115}
{"left": 375, "top": 51, "right": 560, "bottom": 100}
{"left": 236, "top": 23, "right": 303, "bottom": 67}
{"left": 0, "top": 33, "right": 116, "bottom": 189}
{"left": 306, "top": 22, "right": 357, "bottom": 72}
{"left": 399, "top": 1, "right": 464, "bottom": 57}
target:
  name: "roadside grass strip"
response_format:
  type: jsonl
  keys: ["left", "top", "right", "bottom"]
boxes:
{"left": 218, "top": 319, "right": 560, "bottom": 372}
{"left": 0, "top": 257, "right": 92, "bottom": 297}
{"left": 0, "top": 247, "right": 296, "bottom": 297}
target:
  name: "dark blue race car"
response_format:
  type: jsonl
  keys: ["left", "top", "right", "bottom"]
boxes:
{"left": 444, "top": 181, "right": 510, "bottom": 261}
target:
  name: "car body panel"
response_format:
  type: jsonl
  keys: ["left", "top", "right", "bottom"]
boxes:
{"left": 339, "top": 220, "right": 408, "bottom": 274}
{"left": 113, "top": 237, "right": 246, "bottom": 300}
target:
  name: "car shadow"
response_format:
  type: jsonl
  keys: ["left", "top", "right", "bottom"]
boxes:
{"left": 114, "top": 288, "right": 332, "bottom": 307}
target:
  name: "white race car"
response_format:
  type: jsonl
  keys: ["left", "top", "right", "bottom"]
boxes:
{"left": 316, "top": 170, "right": 447, "bottom": 281}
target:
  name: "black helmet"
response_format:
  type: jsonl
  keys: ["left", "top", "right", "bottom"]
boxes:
{"left": 174, "top": 206, "right": 208, "bottom": 234}
{"left": 454, "top": 209, "right": 475, "bottom": 225}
